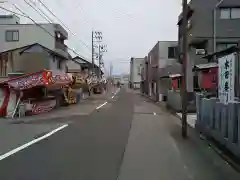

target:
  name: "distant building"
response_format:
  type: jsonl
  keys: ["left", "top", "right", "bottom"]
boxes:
{"left": 140, "top": 56, "right": 148, "bottom": 94}
{"left": 121, "top": 74, "right": 129, "bottom": 84}
{"left": 129, "top": 57, "right": 144, "bottom": 89}
{"left": 147, "top": 41, "right": 178, "bottom": 101}
{"left": 72, "top": 56, "right": 103, "bottom": 77}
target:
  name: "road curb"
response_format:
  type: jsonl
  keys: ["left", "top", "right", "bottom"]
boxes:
{"left": 207, "top": 139, "right": 240, "bottom": 172}
{"left": 174, "top": 113, "right": 240, "bottom": 173}
{"left": 140, "top": 92, "right": 240, "bottom": 172}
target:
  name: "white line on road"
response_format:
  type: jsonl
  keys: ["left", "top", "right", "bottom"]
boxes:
{"left": 0, "top": 124, "right": 68, "bottom": 161}
{"left": 96, "top": 102, "right": 108, "bottom": 109}
{"left": 153, "top": 112, "right": 156, "bottom": 115}
{"left": 111, "top": 96, "right": 114, "bottom": 99}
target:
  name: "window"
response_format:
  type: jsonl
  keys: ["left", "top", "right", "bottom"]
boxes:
{"left": 220, "top": 8, "right": 230, "bottom": 19}
{"left": 57, "top": 60, "right": 61, "bottom": 69}
{"left": 168, "top": 46, "right": 177, "bottom": 58}
{"left": 231, "top": 8, "right": 240, "bottom": 19}
{"left": 5, "top": 30, "right": 19, "bottom": 42}
{"left": 220, "top": 8, "right": 240, "bottom": 19}
{"left": 138, "top": 65, "right": 141, "bottom": 75}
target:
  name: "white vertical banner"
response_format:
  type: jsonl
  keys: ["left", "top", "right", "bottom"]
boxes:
{"left": 228, "top": 53, "right": 235, "bottom": 103}
{"left": 218, "top": 53, "right": 235, "bottom": 104}
{"left": 218, "top": 56, "right": 225, "bottom": 104}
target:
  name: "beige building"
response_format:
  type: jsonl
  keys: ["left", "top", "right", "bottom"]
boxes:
{"left": 0, "top": 43, "right": 68, "bottom": 82}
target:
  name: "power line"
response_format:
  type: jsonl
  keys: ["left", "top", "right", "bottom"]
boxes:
{"left": 0, "top": 6, "right": 27, "bottom": 18}
{"left": 13, "top": 3, "right": 90, "bottom": 59}
{"left": 23, "top": 0, "right": 53, "bottom": 23}
{"left": 0, "top": 5, "right": 89, "bottom": 60}
{"left": 22, "top": 1, "right": 91, "bottom": 56}
{"left": 36, "top": 0, "right": 92, "bottom": 51}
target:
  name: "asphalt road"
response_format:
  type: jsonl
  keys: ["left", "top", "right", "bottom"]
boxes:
{"left": 0, "top": 87, "right": 240, "bottom": 180}
{"left": 0, "top": 88, "right": 133, "bottom": 180}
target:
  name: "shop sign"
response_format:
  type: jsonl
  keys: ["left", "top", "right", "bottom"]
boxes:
{"left": 8, "top": 73, "right": 44, "bottom": 90}
{"left": 218, "top": 53, "right": 235, "bottom": 104}
{"left": 50, "top": 71, "right": 71, "bottom": 85}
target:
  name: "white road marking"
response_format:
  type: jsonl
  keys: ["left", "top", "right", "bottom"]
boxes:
{"left": 114, "top": 88, "right": 120, "bottom": 95}
{"left": 96, "top": 102, "right": 108, "bottom": 109}
{"left": 153, "top": 112, "right": 156, "bottom": 115}
{"left": 0, "top": 124, "right": 68, "bottom": 161}
{"left": 111, "top": 96, "right": 114, "bottom": 99}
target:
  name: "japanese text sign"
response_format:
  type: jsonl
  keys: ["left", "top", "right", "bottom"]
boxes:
{"left": 218, "top": 53, "right": 235, "bottom": 104}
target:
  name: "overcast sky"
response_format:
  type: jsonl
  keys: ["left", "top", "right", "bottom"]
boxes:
{"left": 1, "top": 0, "right": 182, "bottom": 75}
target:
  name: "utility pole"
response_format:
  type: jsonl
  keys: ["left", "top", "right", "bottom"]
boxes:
{"left": 181, "top": 0, "right": 188, "bottom": 138}
{"left": 110, "top": 62, "right": 113, "bottom": 77}
{"left": 98, "top": 44, "right": 107, "bottom": 78}
{"left": 91, "top": 30, "right": 94, "bottom": 75}
{"left": 98, "top": 45, "right": 101, "bottom": 78}
{"left": 92, "top": 31, "right": 103, "bottom": 76}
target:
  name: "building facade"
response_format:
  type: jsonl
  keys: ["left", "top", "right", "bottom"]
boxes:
{"left": 0, "top": 15, "right": 68, "bottom": 59}
{"left": 178, "top": 0, "right": 240, "bottom": 92}
{"left": 129, "top": 57, "right": 144, "bottom": 89}
{"left": 72, "top": 56, "right": 102, "bottom": 77}
{"left": 66, "top": 59, "right": 82, "bottom": 73}
{"left": 0, "top": 43, "right": 68, "bottom": 82}
{"left": 147, "top": 41, "right": 178, "bottom": 101}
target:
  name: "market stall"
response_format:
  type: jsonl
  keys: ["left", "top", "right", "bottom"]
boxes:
{"left": 0, "top": 69, "right": 72, "bottom": 118}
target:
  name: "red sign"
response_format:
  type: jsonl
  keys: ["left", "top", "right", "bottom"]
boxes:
{"left": 172, "top": 78, "right": 179, "bottom": 89}
{"left": 201, "top": 67, "right": 218, "bottom": 89}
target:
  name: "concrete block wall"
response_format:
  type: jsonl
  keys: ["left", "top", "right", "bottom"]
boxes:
{"left": 166, "top": 90, "right": 182, "bottom": 112}
{"left": 166, "top": 90, "right": 196, "bottom": 112}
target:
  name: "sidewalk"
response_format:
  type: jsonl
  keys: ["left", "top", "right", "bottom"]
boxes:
{"left": 118, "top": 93, "right": 240, "bottom": 180}
{"left": 8, "top": 88, "right": 118, "bottom": 124}
{"left": 141, "top": 92, "right": 197, "bottom": 128}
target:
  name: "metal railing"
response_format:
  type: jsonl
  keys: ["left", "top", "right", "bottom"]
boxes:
{"left": 196, "top": 93, "right": 240, "bottom": 158}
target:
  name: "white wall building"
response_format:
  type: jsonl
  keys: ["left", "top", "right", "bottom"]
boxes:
{"left": 0, "top": 15, "right": 68, "bottom": 59}
{"left": 130, "top": 57, "right": 144, "bottom": 89}
{"left": 0, "top": 15, "right": 70, "bottom": 80}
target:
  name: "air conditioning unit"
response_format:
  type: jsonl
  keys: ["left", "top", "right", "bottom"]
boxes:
{"left": 196, "top": 49, "right": 206, "bottom": 55}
